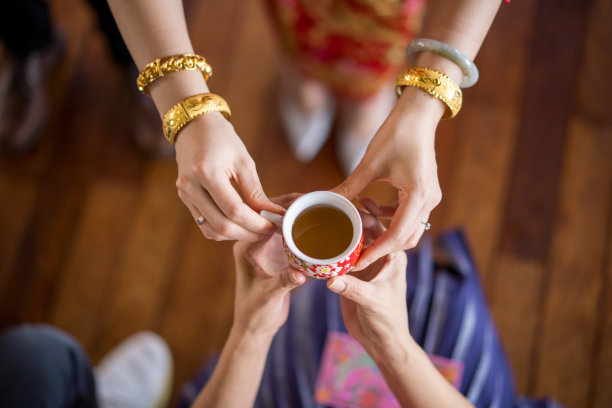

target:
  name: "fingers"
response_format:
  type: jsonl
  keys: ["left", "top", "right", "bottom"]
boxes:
{"left": 358, "top": 209, "right": 387, "bottom": 246}
{"left": 326, "top": 274, "right": 374, "bottom": 306}
{"left": 273, "top": 268, "right": 307, "bottom": 294}
{"left": 354, "top": 197, "right": 423, "bottom": 270}
{"left": 204, "top": 174, "right": 278, "bottom": 236}
{"left": 235, "top": 163, "right": 286, "bottom": 214}
{"left": 370, "top": 251, "right": 408, "bottom": 283}
{"left": 270, "top": 193, "right": 302, "bottom": 209}
{"left": 403, "top": 206, "right": 431, "bottom": 250}
{"left": 180, "top": 185, "right": 263, "bottom": 242}
{"left": 358, "top": 196, "right": 398, "bottom": 219}
{"left": 331, "top": 164, "right": 376, "bottom": 200}
{"left": 182, "top": 198, "right": 231, "bottom": 241}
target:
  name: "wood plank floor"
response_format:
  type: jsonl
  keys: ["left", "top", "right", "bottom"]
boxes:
{"left": 1, "top": 0, "right": 611, "bottom": 406}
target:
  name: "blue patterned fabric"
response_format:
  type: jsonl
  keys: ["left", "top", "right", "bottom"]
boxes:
{"left": 177, "top": 230, "right": 560, "bottom": 408}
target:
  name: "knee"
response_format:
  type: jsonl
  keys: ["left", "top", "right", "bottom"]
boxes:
{"left": 0, "top": 323, "right": 82, "bottom": 366}
{"left": 0, "top": 324, "right": 94, "bottom": 405}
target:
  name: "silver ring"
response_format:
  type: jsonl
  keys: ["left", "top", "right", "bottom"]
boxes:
{"left": 196, "top": 216, "right": 205, "bottom": 226}
{"left": 422, "top": 221, "right": 431, "bottom": 231}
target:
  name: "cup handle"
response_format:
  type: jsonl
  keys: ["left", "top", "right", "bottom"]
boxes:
{"left": 260, "top": 210, "right": 283, "bottom": 234}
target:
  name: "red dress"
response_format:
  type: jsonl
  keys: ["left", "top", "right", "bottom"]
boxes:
{"left": 263, "top": 0, "right": 426, "bottom": 99}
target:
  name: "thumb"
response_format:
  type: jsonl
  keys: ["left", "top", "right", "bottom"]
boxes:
{"left": 236, "top": 166, "right": 285, "bottom": 214}
{"left": 326, "top": 274, "right": 374, "bottom": 306}
{"left": 331, "top": 165, "right": 375, "bottom": 200}
{"left": 274, "top": 267, "right": 307, "bottom": 294}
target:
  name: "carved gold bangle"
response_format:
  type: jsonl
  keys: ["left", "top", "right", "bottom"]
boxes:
{"left": 137, "top": 53, "right": 213, "bottom": 94}
{"left": 162, "top": 93, "right": 231, "bottom": 144}
{"left": 395, "top": 67, "right": 462, "bottom": 119}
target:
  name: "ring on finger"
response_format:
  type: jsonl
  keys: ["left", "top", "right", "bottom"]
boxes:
{"left": 196, "top": 216, "right": 205, "bottom": 226}
{"left": 421, "top": 221, "right": 431, "bottom": 231}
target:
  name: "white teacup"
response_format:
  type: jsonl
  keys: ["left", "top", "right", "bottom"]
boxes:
{"left": 261, "top": 191, "right": 363, "bottom": 279}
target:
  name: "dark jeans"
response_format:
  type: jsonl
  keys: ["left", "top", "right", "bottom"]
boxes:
{"left": 0, "top": 0, "right": 131, "bottom": 64}
{"left": 0, "top": 324, "right": 98, "bottom": 408}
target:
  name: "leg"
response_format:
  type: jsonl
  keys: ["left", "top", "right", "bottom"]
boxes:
{"left": 0, "top": 324, "right": 98, "bottom": 408}
{"left": 263, "top": 0, "right": 424, "bottom": 172}
{"left": 0, "top": 0, "right": 63, "bottom": 153}
{"left": 0, "top": 0, "right": 53, "bottom": 56}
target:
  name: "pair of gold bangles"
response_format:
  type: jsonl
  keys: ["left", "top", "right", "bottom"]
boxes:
{"left": 139, "top": 40, "right": 477, "bottom": 143}
{"left": 136, "top": 53, "right": 230, "bottom": 144}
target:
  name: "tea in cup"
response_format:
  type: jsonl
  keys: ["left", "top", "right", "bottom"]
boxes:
{"left": 261, "top": 191, "right": 363, "bottom": 279}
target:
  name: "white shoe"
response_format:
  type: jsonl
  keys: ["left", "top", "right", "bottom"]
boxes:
{"left": 336, "top": 86, "right": 396, "bottom": 175}
{"left": 336, "top": 134, "right": 371, "bottom": 176}
{"left": 95, "top": 331, "right": 173, "bottom": 408}
{"left": 278, "top": 70, "right": 336, "bottom": 163}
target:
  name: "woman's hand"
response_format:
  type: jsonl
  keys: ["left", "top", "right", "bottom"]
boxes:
{"left": 175, "top": 113, "right": 285, "bottom": 242}
{"left": 333, "top": 88, "right": 444, "bottom": 270}
{"left": 327, "top": 212, "right": 473, "bottom": 408}
{"left": 232, "top": 232, "right": 306, "bottom": 340}
{"left": 193, "top": 231, "right": 305, "bottom": 408}
{"left": 326, "top": 212, "right": 411, "bottom": 360}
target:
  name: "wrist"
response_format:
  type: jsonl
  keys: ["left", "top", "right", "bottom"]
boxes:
{"left": 415, "top": 52, "right": 464, "bottom": 85}
{"left": 394, "top": 86, "right": 446, "bottom": 125}
{"left": 173, "top": 110, "right": 231, "bottom": 149}
{"left": 394, "top": 52, "right": 465, "bottom": 124}
{"left": 228, "top": 324, "right": 275, "bottom": 353}
{"left": 369, "top": 336, "right": 416, "bottom": 372}
{"left": 387, "top": 89, "right": 440, "bottom": 150}
{"left": 149, "top": 69, "right": 210, "bottom": 115}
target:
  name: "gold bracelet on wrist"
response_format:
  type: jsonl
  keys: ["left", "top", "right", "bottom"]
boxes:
{"left": 137, "top": 53, "right": 213, "bottom": 94}
{"left": 395, "top": 67, "right": 462, "bottom": 119}
{"left": 163, "top": 93, "right": 231, "bottom": 144}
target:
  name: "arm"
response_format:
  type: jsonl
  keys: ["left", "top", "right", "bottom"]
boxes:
{"left": 192, "top": 225, "right": 306, "bottom": 407}
{"left": 107, "top": 0, "right": 283, "bottom": 241}
{"left": 191, "top": 328, "right": 272, "bottom": 407}
{"left": 326, "top": 213, "right": 472, "bottom": 407}
{"left": 373, "top": 338, "right": 473, "bottom": 408}
{"left": 333, "top": 0, "right": 503, "bottom": 270}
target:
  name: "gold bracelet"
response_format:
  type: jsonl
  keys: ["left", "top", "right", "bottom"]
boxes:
{"left": 395, "top": 67, "right": 462, "bottom": 119}
{"left": 137, "top": 53, "right": 213, "bottom": 94}
{"left": 163, "top": 93, "right": 231, "bottom": 144}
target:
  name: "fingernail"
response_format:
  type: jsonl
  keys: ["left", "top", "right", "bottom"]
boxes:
{"left": 328, "top": 278, "right": 346, "bottom": 293}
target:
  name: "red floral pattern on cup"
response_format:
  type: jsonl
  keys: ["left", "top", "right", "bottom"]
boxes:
{"left": 283, "top": 234, "right": 364, "bottom": 279}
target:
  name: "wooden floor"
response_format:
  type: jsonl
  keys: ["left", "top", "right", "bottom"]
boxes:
{"left": 1, "top": 0, "right": 611, "bottom": 406}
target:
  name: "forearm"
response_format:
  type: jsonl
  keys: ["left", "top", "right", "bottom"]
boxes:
{"left": 396, "top": 0, "right": 502, "bottom": 120}
{"left": 418, "top": 0, "right": 502, "bottom": 83}
{"left": 372, "top": 338, "right": 473, "bottom": 408}
{"left": 106, "top": 0, "right": 209, "bottom": 114}
{"left": 191, "top": 327, "right": 273, "bottom": 408}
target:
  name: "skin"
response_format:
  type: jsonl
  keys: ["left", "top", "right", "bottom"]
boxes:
{"left": 107, "top": 0, "right": 284, "bottom": 242}
{"left": 327, "top": 213, "right": 472, "bottom": 407}
{"left": 192, "top": 210, "right": 473, "bottom": 407}
{"left": 106, "top": 0, "right": 502, "bottom": 258}
{"left": 332, "top": 0, "right": 503, "bottom": 270}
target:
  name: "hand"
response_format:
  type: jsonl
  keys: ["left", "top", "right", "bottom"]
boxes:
{"left": 332, "top": 88, "right": 443, "bottom": 270}
{"left": 327, "top": 212, "right": 411, "bottom": 360}
{"left": 328, "top": 213, "right": 473, "bottom": 408}
{"left": 175, "top": 113, "right": 285, "bottom": 241}
{"left": 232, "top": 233, "right": 306, "bottom": 340}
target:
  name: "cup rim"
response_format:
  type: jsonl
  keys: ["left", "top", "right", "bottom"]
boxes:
{"left": 282, "top": 191, "right": 362, "bottom": 264}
